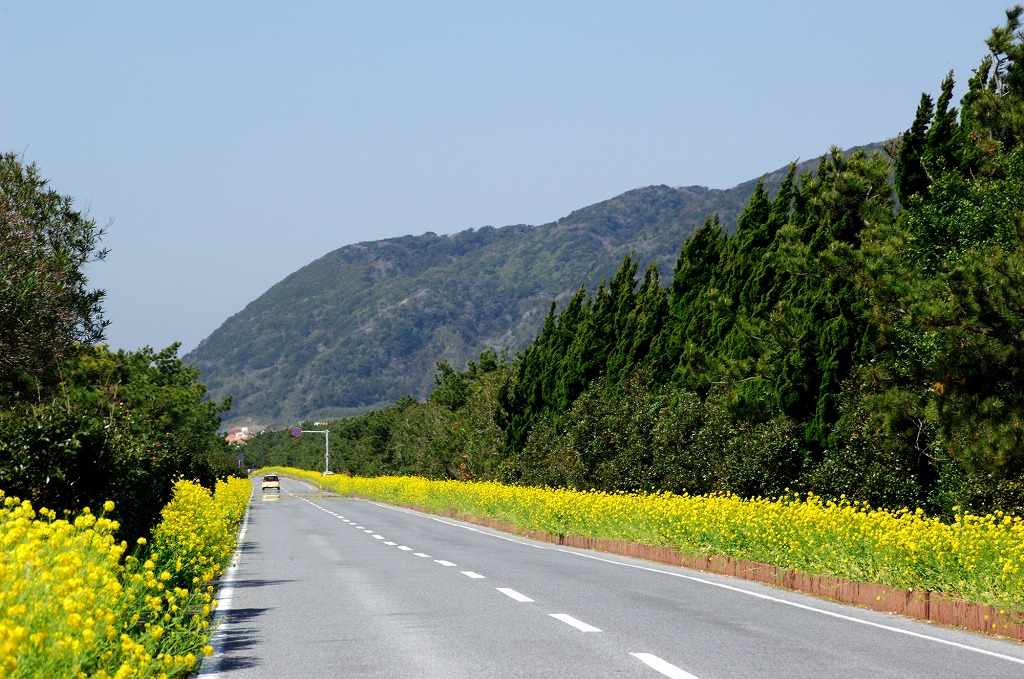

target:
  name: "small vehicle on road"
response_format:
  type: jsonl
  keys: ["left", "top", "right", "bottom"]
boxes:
{"left": 261, "top": 474, "right": 280, "bottom": 492}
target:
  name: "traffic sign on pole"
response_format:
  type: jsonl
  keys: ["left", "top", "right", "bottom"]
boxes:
{"left": 291, "top": 427, "right": 302, "bottom": 437}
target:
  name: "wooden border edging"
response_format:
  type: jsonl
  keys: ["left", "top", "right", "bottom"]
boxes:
{"left": 400, "top": 504, "right": 1024, "bottom": 642}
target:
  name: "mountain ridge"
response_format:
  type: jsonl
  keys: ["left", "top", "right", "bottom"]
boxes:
{"left": 185, "top": 144, "right": 883, "bottom": 429}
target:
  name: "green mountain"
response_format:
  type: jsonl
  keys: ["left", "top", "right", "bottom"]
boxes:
{"left": 185, "top": 151, "right": 873, "bottom": 429}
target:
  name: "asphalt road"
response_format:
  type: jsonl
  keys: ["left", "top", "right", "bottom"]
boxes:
{"left": 198, "top": 476, "right": 1024, "bottom": 678}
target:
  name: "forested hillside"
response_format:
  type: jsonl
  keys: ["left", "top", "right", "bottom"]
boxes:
{"left": 185, "top": 154, "right": 844, "bottom": 429}
{"left": 243, "top": 8, "right": 1024, "bottom": 519}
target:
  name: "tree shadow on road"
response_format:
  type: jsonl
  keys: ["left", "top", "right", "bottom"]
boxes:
{"left": 230, "top": 578, "right": 295, "bottom": 589}
{"left": 206, "top": 606, "right": 270, "bottom": 672}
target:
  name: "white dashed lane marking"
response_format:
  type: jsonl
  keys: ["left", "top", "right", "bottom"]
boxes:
{"left": 496, "top": 588, "right": 533, "bottom": 603}
{"left": 299, "top": 497, "right": 711, "bottom": 679}
{"left": 549, "top": 613, "right": 601, "bottom": 632}
{"left": 631, "top": 653, "right": 702, "bottom": 679}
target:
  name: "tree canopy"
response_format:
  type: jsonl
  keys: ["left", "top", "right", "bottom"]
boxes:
{"left": 0, "top": 155, "right": 238, "bottom": 541}
{"left": 0, "top": 153, "right": 108, "bottom": 400}
{"left": 248, "top": 7, "right": 1024, "bottom": 519}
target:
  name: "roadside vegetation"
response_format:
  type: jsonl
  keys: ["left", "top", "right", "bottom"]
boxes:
{"left": 0, "top": 476, "right": 250, "bottom": 678}
{"left": 1, "top": 116, "right": 250, "bottom": 677}
{"left": 247, "top": 8, "right": 1024, "bottom": 524}
{"left": 1, "top": 151, "right": 241, "bottom": 545}
{"left": 5, "top": 5, "right": 1024, "bottom": 669}
{"left": 268, "top": 468, "right": 1024, "bottom": 612}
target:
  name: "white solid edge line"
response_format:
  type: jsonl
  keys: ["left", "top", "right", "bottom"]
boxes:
{"left": 557, "top": 549, "right": 1024, "bottom": 666}
{"left": 197, "top": 488, "right": 254, "bottom": 677}
{"left": 631, "top": 653, "right": 701, "bottom": 679}
{"left": 549, "top": 613, "right": 601, "bottom": 632}
{"left": 497, "top": 587, "right": 534, "bottom": 603}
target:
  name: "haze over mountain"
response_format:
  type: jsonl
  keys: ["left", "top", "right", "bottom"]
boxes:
{"left": 185, "top": 149, "right": 877, "bottom": 429}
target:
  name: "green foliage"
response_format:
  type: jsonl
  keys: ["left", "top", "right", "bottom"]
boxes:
{"left": 0, "top": 154, "right": 239, "bottom": 542}
{"left": 491, "top": 7, "right": 1024, "bottom": 515}
{"left": 242, "top": 351, "right": 509, "bottom": 482}
{"left": 0, "top": 153, "right": 108, "bottom": 399}
{"left": 215, "top": 7, "right": 1024, "bottom": 519}
{"left": 186, "top": 176, "right": 833, "bottom": 429}
{"left": 0, "top": 344, "right": 237, "bottom": 543}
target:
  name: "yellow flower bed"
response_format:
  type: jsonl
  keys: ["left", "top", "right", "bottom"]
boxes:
{"left": 269, "top": 468, "right": 1024, "bottom": 611}
{"left": 0, "top": 477, "right": 250, "bottom": 679}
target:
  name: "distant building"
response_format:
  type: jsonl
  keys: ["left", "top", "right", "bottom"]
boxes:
{"left": 225, "top": 427, "right": 255, "bottom": 444}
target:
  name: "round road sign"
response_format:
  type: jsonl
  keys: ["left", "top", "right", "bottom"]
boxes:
{"left": 291, "top": 427, "right": 302, "bottom": 437}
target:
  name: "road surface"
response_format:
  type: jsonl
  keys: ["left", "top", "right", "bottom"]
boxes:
{"left": 199, "top": 476, "right": 1024, "bottom": 678}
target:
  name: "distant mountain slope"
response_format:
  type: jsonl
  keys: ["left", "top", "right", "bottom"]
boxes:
{"left": 185, "top": 147, "right": 879, "bottom": 428}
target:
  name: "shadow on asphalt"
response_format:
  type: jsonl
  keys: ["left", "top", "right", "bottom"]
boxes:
{"left": 238, "top": 539, "right": 261, "bottom": 556}
{"left": 214, "top": 607, "right": 270, "bottom": 672}
{"left": 230, "top": 578, "right": 296, "bottom": 589}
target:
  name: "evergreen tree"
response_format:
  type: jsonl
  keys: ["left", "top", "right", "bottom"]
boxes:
{"left": 895, "top": 94, "right": 934, "bottom": 203}
{"left": 0, "top": 153, "right": 108, "bottom": 399}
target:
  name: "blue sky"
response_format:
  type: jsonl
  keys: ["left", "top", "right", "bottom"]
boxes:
{"left": 1, "top": 1, "right": 1015, "bottom": 354}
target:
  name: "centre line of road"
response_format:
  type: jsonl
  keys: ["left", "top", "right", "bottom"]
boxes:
{"left": 299, "top": 495, "right": 708, "bottom": 676}
{"left": 630, "top": 653, "right": 702, "bottom": 679}
{"left": 557, "top": 549, "right": 1024, "bottom": 666}
{"left": 366, "top": 500, "right": 546, "bottom": 549}
{"left": 549, "top": 613, "right": 602, "bottom": 632}
{"left": 497, "top": 588, "right": 534, "bottom": 603}
{"left": 311, "top": 496, "right": 1021, "bottom": 672}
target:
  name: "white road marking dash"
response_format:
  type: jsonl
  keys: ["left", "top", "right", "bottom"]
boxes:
{"left": 549, "top": 614, "right": 601, "bottom": 632}
{"left": 496, "top": 588, "right": 533, "bottom": 602}
{"left": 631, "top": 653, "right": 701, "bottom": 679}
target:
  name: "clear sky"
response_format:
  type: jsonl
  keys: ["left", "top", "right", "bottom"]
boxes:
{"left": 1, "top": 1, "right": 1015, "bottom": 354}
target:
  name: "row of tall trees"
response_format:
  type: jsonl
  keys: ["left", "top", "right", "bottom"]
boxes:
{"left": 247, "top": 7, "right": 1024, "bottom": 517}
{"left": 0, "top": 152, "right": 239, "bottom": 542}
{"left": 496, "top": 7, "right": 1024, "bottom": 516}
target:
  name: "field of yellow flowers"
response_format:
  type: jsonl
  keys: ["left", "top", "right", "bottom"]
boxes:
{"left": 269, "top": 468, "right": 1023, "bottom": 612}
{"left": 0, "top": 476, "right": 250, "bottom": 679}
